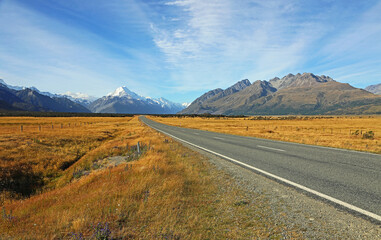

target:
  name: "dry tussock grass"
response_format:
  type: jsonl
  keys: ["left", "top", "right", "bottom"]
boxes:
{"left": 0, "top": 116, "right": 301, "bottom": 239}
{"left": 0, "top": 117, "right": 133, "bottom": 201}
{"left": 150, "top": 115, "right": 381, "bottom": 153}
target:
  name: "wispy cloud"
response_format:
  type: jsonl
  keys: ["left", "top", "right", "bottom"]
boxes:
{"left": 150, "top": 0, "right": 322, "bottom": 88}
{"left": 148, "top": 0, "right": 381, "bottom": 92}
{"left": 0, "top": 0, "right": 380, "bottom": 103}
{"left": 321, "top": 1, "right": 381, "bottom": 59}
{"left": 0, "top": 0, "right": 164, "bottom": 97}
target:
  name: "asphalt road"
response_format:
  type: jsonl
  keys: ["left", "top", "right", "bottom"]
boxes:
{"left": 140, "top": 116, "right": 381, "bottom": 222}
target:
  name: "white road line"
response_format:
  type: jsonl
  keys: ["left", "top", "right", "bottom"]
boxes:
{"left": 213, "top": 137, "right": 224, "bottom": 140}
{"left": 257, "top": 145, "right": 285, "bottom": 152}
{"left": 194, "top": 133, "right": 200, "bottom": 135}
{"left": 143, "top": 120, "right": 381, "bottom": 223}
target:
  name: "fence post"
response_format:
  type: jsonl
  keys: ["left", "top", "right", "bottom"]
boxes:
{"left": 20, "top": 125, "right": 23, "bottom": 132}
{"left": 137, "top": 142, "right": 140, "bottom": 154}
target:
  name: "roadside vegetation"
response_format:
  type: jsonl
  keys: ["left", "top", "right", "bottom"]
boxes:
{"left": 0, "top": 116, "right": 301, "bottom": 239}
{"left": 150, "top": 115, "right": 381, "bottom": 154}
{"left": 0, "top": 116, "right": 134, "bottom": 202}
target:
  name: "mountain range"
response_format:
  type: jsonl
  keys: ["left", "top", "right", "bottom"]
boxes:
{"left": 0, "top": 82, "right": 90, "bottom": 113}
{"left": 88, "top": 87, "right": 186, "bottom": 114}
{"left": 180, "top": 73, "right": 381, "bottom": 115}
{"left": 0, "top": 80, "right": 186, "bottom": 114}
{"left": 1, "top": 75, "right": 380, "bottom": 115}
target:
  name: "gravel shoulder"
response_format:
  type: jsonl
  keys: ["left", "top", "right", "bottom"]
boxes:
{"left": 182, "top": 141, "right": 381, "bottom": 239}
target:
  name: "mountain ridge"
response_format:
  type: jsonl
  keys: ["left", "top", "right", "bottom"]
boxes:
{"left": 2, "top": 77, "right": 379, "bottom": 115}
{"left": 0, "top": 83, "right": 91, "bottom": 113}
{"left": 180, "top": 73, "right": 381, "bottom": 115}
{"left": 0, "top": 80, "right": 186, "bottom": 114}
{"left": 89, "top": 86, "right": 185, "bottom": 114}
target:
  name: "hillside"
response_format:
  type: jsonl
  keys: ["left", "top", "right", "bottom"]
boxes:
{"left": 181, "top": 73, "right": 381, "bottom": 115}
{"left": 233, "top": 81, "right": 381, "bottom": 115}
{"left": 365, "top": 83, "right": 381, "bottom": 95}
{"left": 0, "top": 83, "right": 91, "bottom": 113}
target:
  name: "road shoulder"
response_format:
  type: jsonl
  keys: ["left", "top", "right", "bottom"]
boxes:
{"left": 182, "top": 141, "right": 381, "bottom": 239}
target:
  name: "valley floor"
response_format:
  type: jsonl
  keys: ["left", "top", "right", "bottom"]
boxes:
{"left": 1, "top": 116, "right": 380, "bottom": 239}
{"left": 1, "top": 116, "right": 299, "bottom": 239}
{"left": 150, "top": 115, "right": 381, "bottom": 154}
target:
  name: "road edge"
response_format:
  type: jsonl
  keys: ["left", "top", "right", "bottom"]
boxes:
{"left": 141, "top": 116, "right": 381, "bottom": 224}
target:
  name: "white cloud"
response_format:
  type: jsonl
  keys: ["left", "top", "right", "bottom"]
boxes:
{"left": 1, "top": 0, "right": 380, "bottom": 103}
{"left": 0, "top": 0, "right": 163, "bottom": 97}
{"left": 153, "top": 0, "right": 233, "bottom": 63}
{"left": 150, "top": 0, "right": 381, "bottom": 92}
{"left": 151, "top": 0, "right": 326, "bottom": 89}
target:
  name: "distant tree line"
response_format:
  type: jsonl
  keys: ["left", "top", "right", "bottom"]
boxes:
{"left": 0, "top": 111, "right": 135, "bottom": 117}
{"left": 149, "top": 113, "right": 248, "bottom": 118}
{"left": 0, "top": 111, "right": 250, "bottom": 118}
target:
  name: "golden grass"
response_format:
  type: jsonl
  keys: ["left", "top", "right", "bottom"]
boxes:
{"left": 0, "top": 117, "right": 134, "bottom": 201}
{"left": 150, "top": 115, "right": 381, "bottom": 153}
{"left": 0, "top": 116, "right": 301, "bottom": 239}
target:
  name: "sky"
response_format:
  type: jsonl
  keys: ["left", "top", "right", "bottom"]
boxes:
{"left": 0, "top": 0, "right": 381, "bottom": 103}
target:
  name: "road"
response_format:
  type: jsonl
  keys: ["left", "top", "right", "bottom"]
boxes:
{"left": 140, "top": 116, "right": 381, "bottom": 222}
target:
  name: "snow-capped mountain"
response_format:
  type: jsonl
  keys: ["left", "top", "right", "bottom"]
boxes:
{"left": 0, "top": 79, "right": 55, "bottom": 97}
{"left": 61, "top": 91, "right": 97, "bottom": 107}
{"left": 0, "top": 80, "right": 90, "bottom": 113}
{"left": 0, "top": 79, "right": 66, "bottom": 98}
{"left": 107, "top": 86, "right": 142, "bottom": 99}
{"left": 0, "top": 79, "right": 186, "bottom": 114}
{"left": 0, "top": 79, "right": 29, "bottom": 91}
{"left": 0, "top": 79, "right": 96, "bottom": 107}
{"left": 89, "top": 86, "right": 185, "bottom": 114}
{"left": 182, "top": 102, "right": 191, "bottom": 108}
{"left": 148, "top": 97, "right": 185, "bottom": 110}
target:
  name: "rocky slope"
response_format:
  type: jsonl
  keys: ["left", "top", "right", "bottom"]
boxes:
{"left": 365, "top": 83, "right": 381, "bottom": 95}
{"left": 0, "top": 83, "right": 91, "bottom": 113}
{"left": 180, "top": 73, "right": 381, "bottom": 115}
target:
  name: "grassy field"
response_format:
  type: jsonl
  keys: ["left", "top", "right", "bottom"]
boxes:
{"left": 0, "top": 116, "right": 301, "bottom": 239}
{"left": 0, "top": 116, "right": 135, "bottom": 202}
{"left": 150, "top": 115, "right": 381, "bottom": 154}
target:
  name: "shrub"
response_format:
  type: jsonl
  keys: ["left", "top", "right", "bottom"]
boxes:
{"left": 362, "top": 131, "right": 375, "bottom": 140}
{"left": 93, "top": 222, "right": 111, "bottom": 240}
{"left": 70, "top": 232, "right": 84, "bottom": 240}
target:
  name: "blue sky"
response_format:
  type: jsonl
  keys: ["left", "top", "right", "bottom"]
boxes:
{"left": 0, "top": 0, "right": 381, "bottom": 103}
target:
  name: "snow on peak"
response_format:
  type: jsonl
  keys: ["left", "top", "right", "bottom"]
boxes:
{"left": 62, "top": 91, "right": 97, "bottom": 101}
{"left": 182, "top": 102, "right": 191, "bottom": 107}
{"left": 107, "top": 86, "right": 141, "bottom": 99}
{"left": 0, "top": 79, "right": 23, "bottom": 91}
